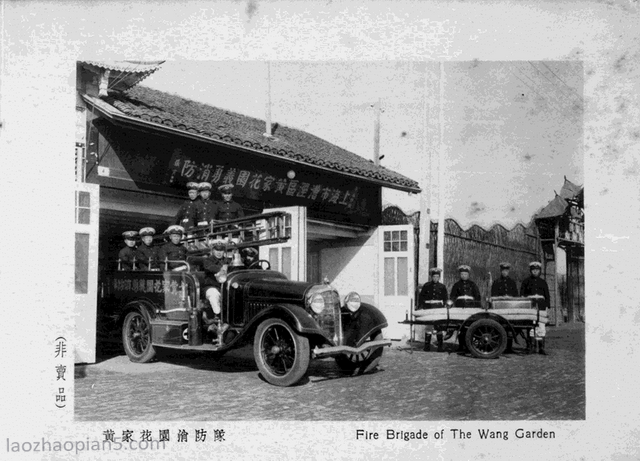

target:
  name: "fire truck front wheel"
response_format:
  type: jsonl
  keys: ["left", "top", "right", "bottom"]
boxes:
{"left": 122, "top": 310, "right": 157, "bottom": 363}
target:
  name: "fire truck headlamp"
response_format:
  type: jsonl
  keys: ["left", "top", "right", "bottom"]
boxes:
{"left": 308, "top": 293, "right": 325, "bottom": 314}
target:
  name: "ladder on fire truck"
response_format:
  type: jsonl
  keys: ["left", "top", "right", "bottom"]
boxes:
{"left": 184, "top": 211, "right": 291, "bottom": 255}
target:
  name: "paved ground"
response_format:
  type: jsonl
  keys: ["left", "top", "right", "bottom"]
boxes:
{"left": 75, "top": 323, "right": 584, "bottom": 421}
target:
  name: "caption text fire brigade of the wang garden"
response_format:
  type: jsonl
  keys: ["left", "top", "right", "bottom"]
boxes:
{"left": 356, "top": 428, "right": 556, "bottom": 442}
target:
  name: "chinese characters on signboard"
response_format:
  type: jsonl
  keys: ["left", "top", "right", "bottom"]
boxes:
{"left": 167, "top": 152, "right": 372, "bottom": 219}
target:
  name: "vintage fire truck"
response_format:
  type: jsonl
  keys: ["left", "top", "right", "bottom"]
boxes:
{"left": 99, "top": 212, "right": 391, "bottom": 386}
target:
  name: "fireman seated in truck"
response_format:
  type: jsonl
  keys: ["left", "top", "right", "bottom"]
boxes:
{"left": 241, "top": 247, "right": 259, "bottom": 269}
{"left": 160, "top": 225, "right": 188, "bottom": 271}
{"left": 137, "top": 227, "right": 160, "bottom": 270}
{"left": 118, "top": 230, "right": 143, "bottom": 270}
{"left": 201, "top": 237, "right": 230, "bottom": 341}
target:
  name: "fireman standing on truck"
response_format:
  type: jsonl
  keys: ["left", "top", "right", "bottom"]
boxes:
{"left": 137, "top": 227, "right": 160, "bottom": 270}
{"left": 174, "top": 181, "right": 200, "bottom": 230}
{"left": 520, "top": 261, "right": 550, "bottom": 355}
{"left": 195, "top": 182, "right": 218, "bottom": 226}
{"left": 118, "top": 231, "right": 143, "bottom": 270}
{"left": 214, "top": 184, "right": 244, "bottom": 222}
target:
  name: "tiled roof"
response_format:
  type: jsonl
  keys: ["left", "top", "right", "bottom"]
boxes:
{"left": 79, "top": 60, "right": 165, "bottom": 93}
{"left": 101, "top": 86, "right": 420, "bottom": 192}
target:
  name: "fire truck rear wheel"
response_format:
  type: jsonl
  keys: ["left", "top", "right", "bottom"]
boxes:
{"left": 122, "top": 309, "right": 157, "bottom": 363}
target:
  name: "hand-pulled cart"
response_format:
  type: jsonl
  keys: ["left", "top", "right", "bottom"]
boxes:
{"left": 400, "top": 295, "right": 548, "bottom": 359}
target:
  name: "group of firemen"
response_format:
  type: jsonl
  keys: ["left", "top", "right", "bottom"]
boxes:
{"left": 117, "top": 182, "right": 253, "bottom": 344}
{"left": 417, "top": 261, "right": 551, "bottom": 355}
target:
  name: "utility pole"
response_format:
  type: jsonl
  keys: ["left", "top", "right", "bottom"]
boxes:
{"left": 437, "top": 62, "right": 446, "bottom": 276}
{"left": 372, "top": 99, "right": 381, "bottom": 165}
{"left": 264, "top": 62, "right": 272, "bottom": 137}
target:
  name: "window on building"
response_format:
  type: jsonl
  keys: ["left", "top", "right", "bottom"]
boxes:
{"left": 75, "top": 191, "right": 91, "bottom": 224}
{"left": 383, "top": 230, "right": 408, "bottom": 252}
{"left": 75, "top": 233, "right": 90, "bottom": 294}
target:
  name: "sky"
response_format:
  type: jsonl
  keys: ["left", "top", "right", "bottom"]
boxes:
{"left": 142, "top": 60, "right": 583, "bottom": 229}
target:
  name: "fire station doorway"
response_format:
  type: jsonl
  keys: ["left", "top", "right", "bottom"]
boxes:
{"left": 260, "top": 206, "right": 307, "bottom": 281}
{"left": 74, "top": 182, "right": 100, "bottom": 363}
{"left": 378, "top": 225, "right": 414, "bottom": 340}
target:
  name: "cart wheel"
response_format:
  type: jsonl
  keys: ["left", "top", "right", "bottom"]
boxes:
{"left": 335, "top": 332, "right": 384, "bottom": 375}
{"left": 465, "top": 319, "right": 507, "bottom": 359}
{"left": 254, "top": 318, "right": 310, "bottom": 386}
{"left": 122, "top": 309, "right": 156, "bottom": 363}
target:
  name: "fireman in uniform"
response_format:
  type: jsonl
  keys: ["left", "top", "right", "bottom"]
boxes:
{"left": 520, "top": 261, "right": 550, "bottom": 355}
{"left": 159, "top": 225, "right": 188, "bottom": 271}
{"left": 214, "top": 184, "right": 244, "bottom": 222}
{"left": 202, "top": 238, "right": 230, "bottom": 343}
{"left": 449, "top": 265, "right": 481, "bottom": 306}
{"left": 137, "top": 227, "right": 160, "bottom": 271}
{"left": 449, "top": 265, "right": 481, "bottom": 352}
{"left": 174, "top": 181, "right": 200, "bottom": 230}
{"left": 195, "top": 182, "right": 218, "bottom": 226}
{"left": 417, "top": 267, "right": 448, "bottom": 352}
{"left": 491, "top": 262, "right": 519, "bottom": 297}
{"left": 490, "top": 262, "right": 519, "bottom": 352}
{"left": 118, "top": 231, "right": 143, "bottom": 270}
{"left": 241, "top": 247, "right": 259, "bottom": 269}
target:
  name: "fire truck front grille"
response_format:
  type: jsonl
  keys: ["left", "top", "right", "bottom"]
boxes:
{"left": 314, "top": 290, "right": 342, "bottom": 346}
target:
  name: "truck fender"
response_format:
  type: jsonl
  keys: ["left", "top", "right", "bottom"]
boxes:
{"left": 460, "top": 312, "right": 518, "bottom": 339}
{"left": 118, "top": 298, "right": 159, "bottom": 327}
{"left": 341, "top": 302, "right": 389, "bottom": 347}
{"left": 241, "top": 304, "right": 328, "bottom": 341}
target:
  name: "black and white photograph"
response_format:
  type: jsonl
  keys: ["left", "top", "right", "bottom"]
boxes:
{"left": 1, "top": 1, "right": 639, "bottom": 460}
{"left": 72, "top": 60, "right": 584, "bottom": 422}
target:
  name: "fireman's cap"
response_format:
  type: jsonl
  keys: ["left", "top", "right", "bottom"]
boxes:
{"left": 165, "top": 225, "right": 185, "bottom": 236}
{"left": 122, "top": 230, "right": 138, "bottom": 240}
{"left": 529, "top": 261, "right": 542, "bottom": 269}
{"left": 218, "top": 184, "right": 234, "bottom": 193}
{"left": 210, "top": 239, "right": 226, "bottom": 250}
{"left": 499, "top": 262, "right": 511, "bottom": 270}
{"left": 429, "top": 267, "right": 442, "bottom": 275}
{"left": 198, "top": 182, "right": 212, "bottom": 191}
{"left": 139, "top": 227, "right": 156, "bottom": 237}
{"left": 186, "top": 181, "right": 200, "bottom": 191}
{"left": 242, "top": 247, "right": 259, "bottom": 257}
{"left": 458, "top": 265, "right": 471, "bottom": 273}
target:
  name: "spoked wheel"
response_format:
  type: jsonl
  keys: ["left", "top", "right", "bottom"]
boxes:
{"left": 122, "top": 310, "right": 156, "bottom": 363}
{"left": 335, "top": 332, "right": 384, "bottom": 375}
{"left": 465, "top": 319, "right": 507, "bottom": 359}
{"left": 254, "top": 318, "right": 310, "bottom": 386}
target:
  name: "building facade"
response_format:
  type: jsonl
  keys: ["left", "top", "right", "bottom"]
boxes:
{"left": 73, "top": 60, "right": 421, "bottom": 362}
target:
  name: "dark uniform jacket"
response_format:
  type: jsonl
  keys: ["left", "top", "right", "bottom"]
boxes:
{"left": 159, "top": 242, "right": 187, "bottom": 270}
{"left": 491, "top": 276, "right": 519, "bottom": 297}
{"left": 175, "top": 197, "right": 200, "bottom": 230}
{"left": 203, "top": 256, "right": 229, "bottom": 288}
{"left": 214, "top": 200, "right": 244, "bottom": 222}
{"left": 195, "top": 199, "right": 218, "bottom": 225}
{"left": 118, "top": 246, "right": 143, "bottom": 270}
{"left": 418, "top": 281, "right": 448, "bottom": 308}
{"left": 450, "top": 279, "right": 481, "bottom": 304}
{"left": 520, "top": 276, "right": 550, "bottom": 310}
{"left": 137, "top": 244, "right": 160, "bottom": 270}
